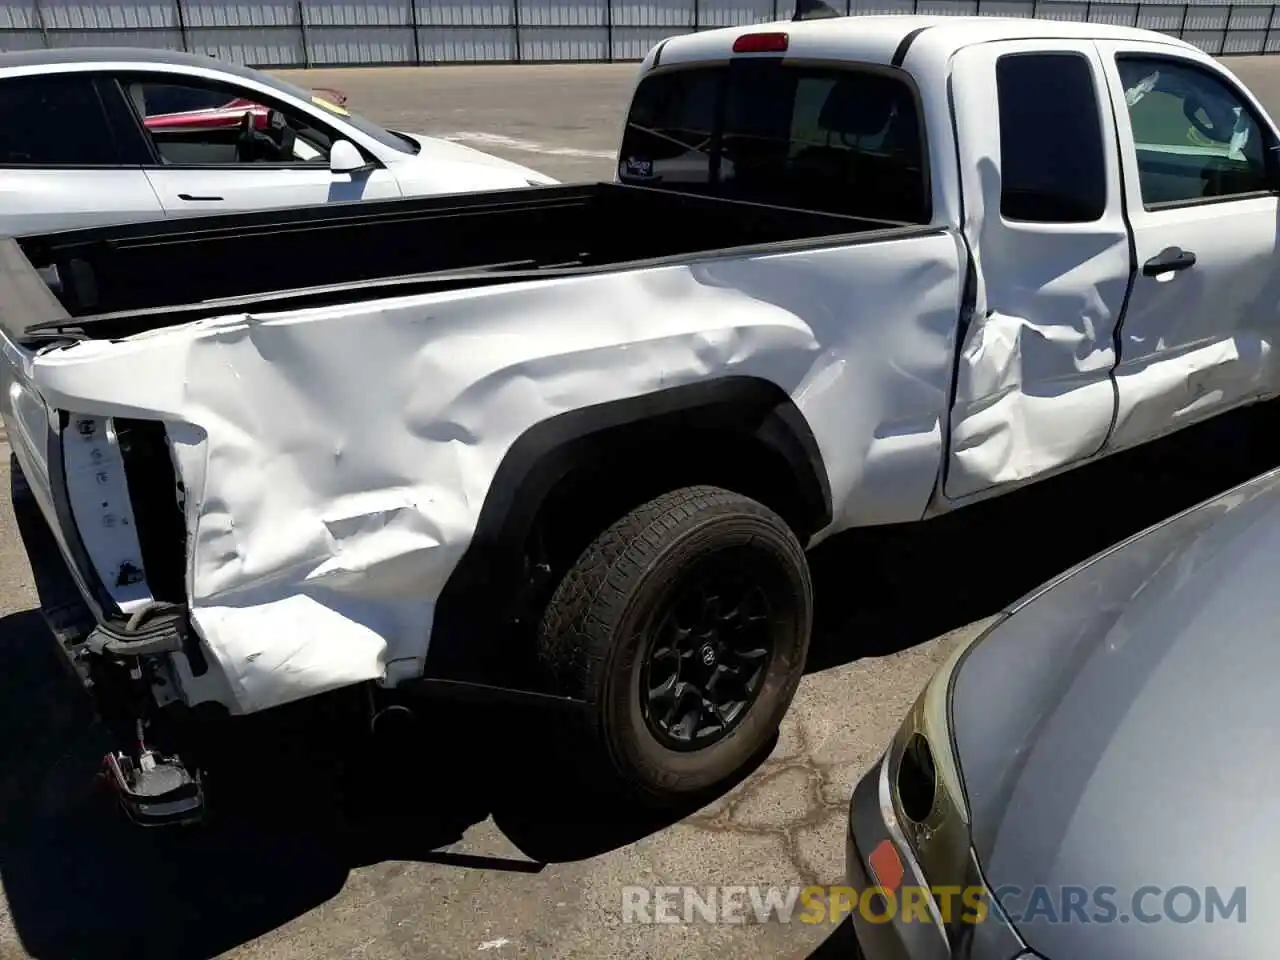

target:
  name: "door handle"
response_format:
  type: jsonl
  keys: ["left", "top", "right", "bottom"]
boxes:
{"left": 177, "top": 193, "right": 223, "bottom": 201}
{"left": 1142, "top": 246, "right": 1197, "bottom": 277}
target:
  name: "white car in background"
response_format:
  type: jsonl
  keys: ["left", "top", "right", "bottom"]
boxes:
{"left": 0, "top": 47, "right": 559, "bottom": 235}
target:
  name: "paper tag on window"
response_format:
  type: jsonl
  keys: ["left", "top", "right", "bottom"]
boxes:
{"left": 623, "top": 156, "right": 654, "bottom": 178}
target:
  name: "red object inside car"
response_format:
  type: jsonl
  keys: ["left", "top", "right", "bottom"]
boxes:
{"left": 141, "top": 86, "right": 348, "bottom": 132}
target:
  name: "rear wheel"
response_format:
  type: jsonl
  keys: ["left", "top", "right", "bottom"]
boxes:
{"left": 537, "top": 485, "right": 813, "bottom": 804}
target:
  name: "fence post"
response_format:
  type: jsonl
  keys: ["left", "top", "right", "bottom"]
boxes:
{"left": 409, "top": 0, "right": 420, "bottom": 64}
{"left": 605, "top": 0, "right": 614, "bottom": 62}
{"left": 174, "top": 0, "right": 189, "bottom": 52}
{"left": 296, "top": 0, "right": 311, "bottom": 67}
{"left": 513, "top": 0, "right": 521, "bottom": 62}
{"left": 31, "top": 0, "right": 50, "bottom": 48}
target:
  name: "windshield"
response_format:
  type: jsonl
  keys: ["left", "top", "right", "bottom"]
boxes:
{"left": 618, "top": 60, "right": 929, "bottom": 223}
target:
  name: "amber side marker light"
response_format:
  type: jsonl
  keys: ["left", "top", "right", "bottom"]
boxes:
{"left": 867, "top": 838, "right": 906, "bottom": 894}
{"left": 732, "top": 32, "right": 790, "bottom": 53}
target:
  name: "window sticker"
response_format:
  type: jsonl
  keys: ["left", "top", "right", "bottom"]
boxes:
{"left": 623, "top": 156, "right": 654, "bottom": 178}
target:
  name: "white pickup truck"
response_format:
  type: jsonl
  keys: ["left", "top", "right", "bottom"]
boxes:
{"left": 3, "top": 14, "right": 1278, "bottom": 825}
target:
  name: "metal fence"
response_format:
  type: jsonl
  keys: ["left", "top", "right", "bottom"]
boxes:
{"left": 1, "top": 0, "right": 1278, "bottom": 67}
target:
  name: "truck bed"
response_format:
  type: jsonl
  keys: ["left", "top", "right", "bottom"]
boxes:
{"left": 9, "top": 182, "right": 918, "bottom": 339}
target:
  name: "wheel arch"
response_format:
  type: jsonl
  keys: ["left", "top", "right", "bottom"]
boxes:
{"left": 425, "top": 375, "right": 832, "bottom": 687}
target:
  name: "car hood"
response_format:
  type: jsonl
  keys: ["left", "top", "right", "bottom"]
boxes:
{"left": 950, "top": 466, "right": 1280, "bottom": 959}
{"left": 391, "top": 131, "right": 559, "bottom": 187}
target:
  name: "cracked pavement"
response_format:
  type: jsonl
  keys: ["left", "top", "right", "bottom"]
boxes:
{"left": 4, "top": 56, "right": 1280, "bottom": 960}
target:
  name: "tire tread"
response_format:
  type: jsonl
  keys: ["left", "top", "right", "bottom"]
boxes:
{"left": 537, "top": 484, "right": 811, "bottom": 802}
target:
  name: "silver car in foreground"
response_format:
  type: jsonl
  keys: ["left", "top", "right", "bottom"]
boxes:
{"left": 846, "top": 463, "right": 1280, "bottom": 960}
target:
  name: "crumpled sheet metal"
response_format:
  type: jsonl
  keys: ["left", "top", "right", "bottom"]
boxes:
{"left": 31, "top": 231, "right": 964, "bottom": 714}
{"left": 943, "top": 56, "right": 1133, "bottom": 502}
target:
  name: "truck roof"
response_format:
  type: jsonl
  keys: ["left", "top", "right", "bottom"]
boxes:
{"left": 653, "top": 14, "right": 1199, "bottom": 70}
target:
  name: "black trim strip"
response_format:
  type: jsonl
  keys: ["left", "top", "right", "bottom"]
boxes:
{"left": 1100, "top": 54, "right": 1139, "bottom": 454}
{"left": 0, "top": 163, "right": 141, "bottom": 171}
{"left": 1143, "top": 189, "right": 1277, "bottom": 213}
{"left": 651, "top": 36, "right": 672, "bottom": 67}
{"left": 891, "top": 25, "right": 933, "bottom": 68}
{"left": 936, "top": 69, "right": 972, "bottom": 501}
{"left": 93, "top": 75, "right": 159, "bottom": 166}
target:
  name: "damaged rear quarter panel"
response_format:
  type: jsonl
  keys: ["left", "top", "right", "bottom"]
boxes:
{"left": 28, "top": 231, "right": 964, "bottom": 713}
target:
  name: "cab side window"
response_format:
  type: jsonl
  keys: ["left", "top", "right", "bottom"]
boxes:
{"left": 995, "top": 52, "right": 1107, "bottom": 223}
{"left": 121, "top": 77, "right": 335, "bottom": 166}
{"left": 1117, "top": 56, "right": 1272, "bottom": 207}
{"left": 0, "top": 75, "right": 119, "bottom": 166}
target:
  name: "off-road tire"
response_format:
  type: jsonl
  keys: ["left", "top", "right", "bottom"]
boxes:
{"left": 537, "top": 485, "right": 813, "bottom": 805}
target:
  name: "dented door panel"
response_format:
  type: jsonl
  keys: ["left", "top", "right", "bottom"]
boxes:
{"left": 943, "top": 40, "right": 1130, "bottom": 502}
{"left": 1097, "top": 42, "right": 1280, "bottom": 453}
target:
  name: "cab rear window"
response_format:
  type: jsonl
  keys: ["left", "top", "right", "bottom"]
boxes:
{"left": 618, "top": 60, "right": 929, "bottom": 223}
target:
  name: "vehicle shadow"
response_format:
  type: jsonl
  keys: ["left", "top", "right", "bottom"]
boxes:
{"left": 802, "top": 916, "right": 862, "bottom": 959}
{"left": 804, "top": 399, "right": 1280, "bottom": 673}
{"left": 2, "top": 400, "right": 1278, "bottom": 959}
{"left": 0, "top": 609, "right": 345, "bottom": 960}
{"left": 0, "top": 609, "right": 694, "bottom": 959}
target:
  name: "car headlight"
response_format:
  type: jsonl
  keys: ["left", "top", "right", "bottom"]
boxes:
{"left": 879, "top": 615, "right": 1006, "bottom": 913}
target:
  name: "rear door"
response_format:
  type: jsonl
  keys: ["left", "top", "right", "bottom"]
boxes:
{"left": 1093, "top": 42, "right": 1280, "bottom": 453}
{"left": 0, "top": 72, "right": 165, "bottom": 235}
{"left": 108, "top": 73, "right": 402, "bottom": 216}
{"left": 943, "top": 41, "right": 1131, "bottom": 501}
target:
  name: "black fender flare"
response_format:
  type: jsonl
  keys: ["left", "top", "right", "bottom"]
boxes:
{"left": 425, "top": 376, "right": 832, "bottom": 687}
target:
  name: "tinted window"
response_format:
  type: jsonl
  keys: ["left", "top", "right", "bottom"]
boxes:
{"left": 996, "top": 53, "right": 1107, "bottom": 223}
{"left": 142, "top": 83, "right": 233, "bottom": 115}
{"left": 618, "top": 62, "right": 929, "bottom": 223}
{"left": 1117, "top": 56, "right": 1270, "bottom": 206}
{"left": 0, "top": 75, "right": 119, "bottom": 165}
{"left": 123, "top": 77, "right": 335, "bottom": 166}
{"left": 620, "top": 68, "right": 719, "bottom": 183}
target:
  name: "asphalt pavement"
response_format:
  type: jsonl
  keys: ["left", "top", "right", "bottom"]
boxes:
{"left": 2, "top": 54, "right": 1280, "bottom": 960}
